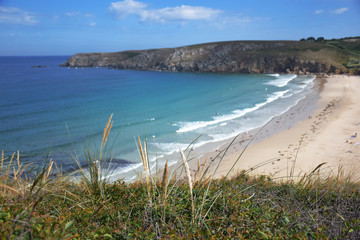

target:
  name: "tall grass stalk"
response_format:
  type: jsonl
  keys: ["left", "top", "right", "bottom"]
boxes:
{"left": 99, "top": 114, "right": 113, "bottom": 174}
{"left": 74, "top": 114, "right": 114, "bottom": 200}
{"left": 137, "top": 136, "right": 152, "bottom": 205}
{"left": 0, "top": 151, "right": 56, "bottom": 198}
{"left": 179, "top": 148, "right": 195, "bottom": 222}
{"left": 290, "top": 135, "right": 304, "bottom": 179}
{"left": 1, "top": 150, "right": 3, "bottom": 173}
{"left": 2, "top": 114, "right": 360, "bottom": 238}
{"left": 195, "top": 134, "right": 240, "bottom": 225}
{"left": 225, "top": 119, "right": 273, "bottom": 179}
{"left": 161, "top": 160, "right": 168, "bottom": 205}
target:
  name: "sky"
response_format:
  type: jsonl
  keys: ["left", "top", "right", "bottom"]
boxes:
{"left": 0, "top": 0, "right": 359, "bottom": 56}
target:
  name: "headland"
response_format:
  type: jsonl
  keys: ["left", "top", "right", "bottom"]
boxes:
{"left": 61, "top": 37, "right": 360, "bottom": 75}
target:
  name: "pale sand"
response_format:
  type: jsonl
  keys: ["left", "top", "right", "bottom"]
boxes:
{"left": 212, "top": 75, "right": 360, "bottom": 180}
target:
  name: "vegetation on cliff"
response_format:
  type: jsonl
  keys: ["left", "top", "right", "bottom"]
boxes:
{"left": 61, "top": 37, "right": 360, "bottom": 75}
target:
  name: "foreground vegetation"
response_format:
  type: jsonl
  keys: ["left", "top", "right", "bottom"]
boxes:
{"left": 1, "top": 116, "right": 360, "bottom": 239}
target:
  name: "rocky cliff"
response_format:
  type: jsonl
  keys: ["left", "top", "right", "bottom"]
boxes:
{"left": 61, "top": 39, "right": 360, "bottom": 74}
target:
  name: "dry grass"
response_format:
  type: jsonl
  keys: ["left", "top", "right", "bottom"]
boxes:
{"left": 72, "top": 114, "right": 114, "bottom": 201}
{"left": 1, "top": 116, "right": 360, "bottom": 238}
{"left": 179, "top": 148, "right": 195, "bottom": 221}
{"left": 161, "top": 160, "right": 168, "bottom": 205}
{"left": 137, "top": 136, "right": 152, "bottom": 205}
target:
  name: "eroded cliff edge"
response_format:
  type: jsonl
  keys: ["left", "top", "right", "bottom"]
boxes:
{"left": 61, "top": 38, "right": 360, "bottom": 74}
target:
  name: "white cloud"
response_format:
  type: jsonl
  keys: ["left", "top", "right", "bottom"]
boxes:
{"left": 332, "top": 7, "right": 348, "bottom": 14}
{"left": 65, "top": 11, "right": 81, "bottom": 17}
{"left": 109, "top": 0, "right": 221, "bottom": 23}
{"left": 5, "top": 32, "right": 21, "bottom": 37}
{"left": 314, "top": 9, "right": 324, "bottom": 14}
{"left": 109, "top": 0, "right": 147, "bottom": 19}
{"left": 89, "top": 22, "right": 96, "bottom": 26}
{"left": 142, "top": 5, "right": 221, "bottom": 22}
{"left": 210, "top": 15, "right": 266, "bottom": 29}
{"left": 84, "top": 13, "right": 95, "bottom": 18}
{"left": 224, "top": 16, "right": 257, "bottom": 24}
{"left": 0, "top": 6, "right": 39, "bottom": 25}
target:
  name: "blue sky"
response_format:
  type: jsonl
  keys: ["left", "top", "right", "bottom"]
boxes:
{"left": 0, "top": 0, "right": 359, "bottom": 56}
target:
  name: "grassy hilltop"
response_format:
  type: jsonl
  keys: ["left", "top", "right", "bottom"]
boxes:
{"left": 62, "top": 37, "right": 360, "bottom": 75}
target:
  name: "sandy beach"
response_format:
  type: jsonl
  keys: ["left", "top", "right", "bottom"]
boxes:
{"left": 205, "top": 75, "right": 360, "bottom": 180}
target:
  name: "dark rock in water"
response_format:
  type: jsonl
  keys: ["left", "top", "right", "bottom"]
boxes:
{"left": 32, "top": 65, "right": 47, "bottom": 68}
{"left": 73, "top": 158, "right": 132, "bottom": 170}
{"left": 108, "top": 158, "right": 133, "bottom": 170}
{"left": 110, "top": 158, "right": 132, "bottom": 165}
{"left": 64, "top": 158, "right": 133, "bottom": 177}
{"left": 60, "top": 38, "right": 360, "bottom": 75}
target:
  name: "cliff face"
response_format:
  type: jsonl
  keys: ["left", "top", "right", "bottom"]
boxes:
{"left": 61, "top": 40, "right": 360, "bottom": 74}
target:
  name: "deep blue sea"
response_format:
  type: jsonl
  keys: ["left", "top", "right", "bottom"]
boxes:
{"left": 0, "top": 56, "right": 315, "bottom": 180}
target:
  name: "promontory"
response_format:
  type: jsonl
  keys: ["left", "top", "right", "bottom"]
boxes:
{"left": 61, "top": 37, "right": 360, "bottom": 75}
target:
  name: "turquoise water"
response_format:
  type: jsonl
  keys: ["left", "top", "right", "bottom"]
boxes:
{"left": 0, "top": 56, "right": 315, "bottom": 179}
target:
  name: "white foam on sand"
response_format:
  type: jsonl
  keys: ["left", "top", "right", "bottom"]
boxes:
{"left": 175, "top": 90, "right": 289, "bottom": 133}
{"left": 265, "top": 74, "right": 297, "bottom": 87}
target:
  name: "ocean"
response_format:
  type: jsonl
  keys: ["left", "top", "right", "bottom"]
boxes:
{"left": 0, "top": 56, "right": 315, "bottom": 181}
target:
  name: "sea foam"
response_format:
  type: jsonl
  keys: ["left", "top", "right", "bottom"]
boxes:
{"left": 266, "top": 73, "right": 280, "bottom": 77}
{"left": 176, "top": 90, "right": 289, "bottom": 133}
{"left": 265, "top": 74, "right": 297, "bottom": 87}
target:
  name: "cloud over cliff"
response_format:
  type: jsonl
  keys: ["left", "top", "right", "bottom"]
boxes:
{"left": 109, "top": 0, "right": 221, "bottom": 23}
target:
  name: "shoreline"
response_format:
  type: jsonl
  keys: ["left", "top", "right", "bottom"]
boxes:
{"left": 112, "top": 74, "right": 360, "bottom": 183}
{"left": 212, "top": 75, "right": 360, "bottom": 180}
{"left": 164, "top": 75, "right": 360, "bottom": 183}
{"left": 161, "top": 75, "right": 321, "bottom": 179}
{"left": 114, "top": 74, "right": 318, "bottom": 182}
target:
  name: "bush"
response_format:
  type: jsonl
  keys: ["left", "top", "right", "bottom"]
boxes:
{"left": 306, "top": 37, "right": 316, "bottom": 42}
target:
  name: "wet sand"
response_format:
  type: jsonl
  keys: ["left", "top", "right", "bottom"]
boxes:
{"left": 165, "top": 75, "right": 360, "bottom": 182}
{"left": 211, "top": 75, "right": 360, "bottom": 180}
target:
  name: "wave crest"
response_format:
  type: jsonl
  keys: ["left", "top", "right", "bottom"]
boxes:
{"left": 176, "top": 90, "right": 289, "bottom": 133}
{"left": 265, "top": 74, "right": 297, "bottom": 87}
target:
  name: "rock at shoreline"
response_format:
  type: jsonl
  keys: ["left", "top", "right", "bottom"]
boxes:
{"left": 61, "top": 38, "right": 360, "bottom": 75}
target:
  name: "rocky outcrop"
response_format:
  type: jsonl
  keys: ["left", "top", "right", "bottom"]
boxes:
{"left": 61, "top": 40, "right": 357, "bottom": 74}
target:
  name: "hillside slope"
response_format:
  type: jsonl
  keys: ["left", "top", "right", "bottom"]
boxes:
{"left": 61, "top": 38, "right": 360, "bottom": 74}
